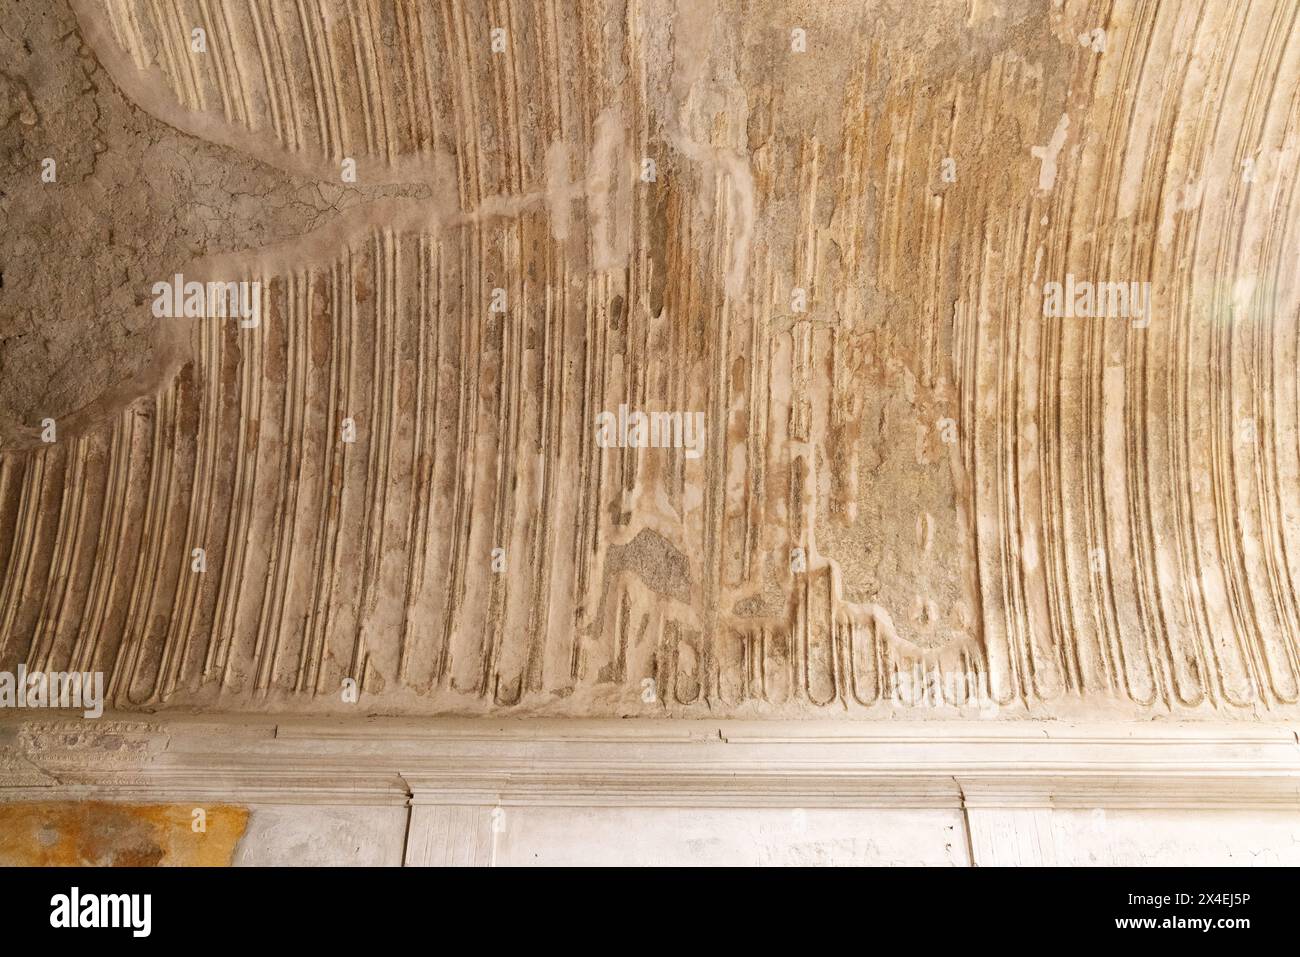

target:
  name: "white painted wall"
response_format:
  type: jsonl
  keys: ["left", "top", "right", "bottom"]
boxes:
{"left": 234, "top": 805, "right": 407, "bottom": 866}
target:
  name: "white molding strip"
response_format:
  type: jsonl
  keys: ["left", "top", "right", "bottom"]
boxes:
{"left": 2, "top": 715, "right": 1297, "bottom": 811}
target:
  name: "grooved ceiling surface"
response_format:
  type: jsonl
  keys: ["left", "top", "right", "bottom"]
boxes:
{"left": 1, "top": 0, "right": 1298, "bottom": 718}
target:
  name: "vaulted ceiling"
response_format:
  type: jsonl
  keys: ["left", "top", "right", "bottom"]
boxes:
{"left": 1, "top": 0, "right": 1298, "bottom": 719}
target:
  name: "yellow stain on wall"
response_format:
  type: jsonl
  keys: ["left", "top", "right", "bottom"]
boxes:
{"left": 0, "top": 802, "right": 249, "bottom": 866}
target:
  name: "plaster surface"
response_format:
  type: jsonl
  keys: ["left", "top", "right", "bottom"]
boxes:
{"left": 0, "top": 800, "right": 247, "bottom": 866}
{"left": 1, "top": 0, "right": 1297, "bottom": 722}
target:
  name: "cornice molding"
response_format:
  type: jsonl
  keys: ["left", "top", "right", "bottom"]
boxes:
{"left": 2, "top": 715, "right": 1297, "bottom": 809}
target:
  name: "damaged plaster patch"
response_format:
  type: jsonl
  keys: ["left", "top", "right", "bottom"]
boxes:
{"left": 0, "top": 801, "right": 248, "bottom": 866}
{"left": 1031, "top": 113, "right": 1070, "bottom": 191}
